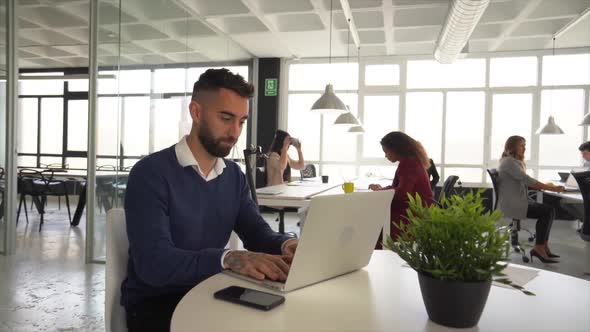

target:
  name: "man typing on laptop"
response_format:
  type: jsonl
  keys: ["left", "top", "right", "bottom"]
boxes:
{"left": 122, "top": 69, "right": 297, "bottom": 332}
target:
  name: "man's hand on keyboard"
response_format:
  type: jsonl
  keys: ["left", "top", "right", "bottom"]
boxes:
{"left": 223, "top": 251, "right": 290, "bottom": 281}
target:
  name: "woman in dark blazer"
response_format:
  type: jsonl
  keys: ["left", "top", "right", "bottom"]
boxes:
{"left": 497, "top": 135, "right": 565, "bottom": 263}
{"left": 369, "top": 132, "right": 434, "bottom": 242}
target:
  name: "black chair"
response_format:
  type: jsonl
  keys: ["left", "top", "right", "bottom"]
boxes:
{"left": 17, "top": 169, "right": 72, "bottom": 231}
{"left": 300, "top": 164, "right": 317, "bottom": 180}
{"left": 436, "top": 175, "right": 459, "bottom": 203}
{"left": 244, "top": 146, "right": 293, "bottom": 236}
{"left": 487, "top": 168, "right": 533, "bottom": 263}
{"left": 571, "top": 171, "right": 590, "bottom": 242}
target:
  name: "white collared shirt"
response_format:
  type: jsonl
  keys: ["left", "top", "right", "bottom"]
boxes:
{"left": 174, "top": 135, "right": 226, "bottom": 181}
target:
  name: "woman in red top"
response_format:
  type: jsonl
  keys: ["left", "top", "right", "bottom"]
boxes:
{"left": 369, "top": 132, "right": 434, "bottom": 243}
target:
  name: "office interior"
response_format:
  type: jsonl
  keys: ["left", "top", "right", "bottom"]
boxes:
{"left": 0, "top": 0, "right": 589, "bottom": 330}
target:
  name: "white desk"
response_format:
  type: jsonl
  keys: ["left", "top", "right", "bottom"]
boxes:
{"left": 171, "top": 250, "right": 590, "bottom": 332}
{"left": 257, "top": 181, "right": 341, "bottom": 208}
{"left": 544, "top": 191, "right": 583, "bottom": 202}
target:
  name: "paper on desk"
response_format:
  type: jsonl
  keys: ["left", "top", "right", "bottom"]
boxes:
{"left": 400, "top": 263, "right": 538, "bottom": 290}
{"left": 493, "top": 265, "right": 538, "bottom": 290}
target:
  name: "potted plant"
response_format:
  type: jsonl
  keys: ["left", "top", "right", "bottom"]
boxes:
{"left": 384, "top": 190, "right": 534, "bottom": 328}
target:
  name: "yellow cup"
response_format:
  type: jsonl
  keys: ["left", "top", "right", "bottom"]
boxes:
{"left": 342, "top": 182, "right": 355, "bottom": 193}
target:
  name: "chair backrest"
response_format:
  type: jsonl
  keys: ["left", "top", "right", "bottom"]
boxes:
{"left": 300, "top": 164, "right": 317, "bottom": 179}
{"left": 244, "top": 146, "right": 267, "bottom": 205}
{"left": 438, "top": 175, "right": 459, "bottom": 202}
{"left": 487, "top": 168, "right": 500, "bottom": 210}
{"left": 18, "top": 169, "right": 47, "bottom": 194}
{"left": 105, "top": 208, "right": 128, "bottom": 332}
{"left": 571, "top": 171, "right": 590, "bottom": 241}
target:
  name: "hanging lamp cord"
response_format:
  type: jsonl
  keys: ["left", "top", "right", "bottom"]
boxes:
{"left": 329, "top": 0, "right": 333, "bottom": 65}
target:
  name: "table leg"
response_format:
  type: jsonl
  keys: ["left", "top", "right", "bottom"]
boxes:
{"left": 279, "top": 210, "right": 285, "bottom": 234}
{"left": 71, "top": 182, "right": 86, "bottom": 226}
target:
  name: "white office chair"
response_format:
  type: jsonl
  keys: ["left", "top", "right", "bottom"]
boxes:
{"left": 106, "top": 208, "right": 128, "bottom": 332}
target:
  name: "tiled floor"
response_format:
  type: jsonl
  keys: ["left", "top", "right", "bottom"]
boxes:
{"left": 0, "top": 201, "right": 588, "bottom": 331}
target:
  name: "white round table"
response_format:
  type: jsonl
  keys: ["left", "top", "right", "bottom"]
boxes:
{"left": 171, "top": 251, "right": 590, "bottom": 332}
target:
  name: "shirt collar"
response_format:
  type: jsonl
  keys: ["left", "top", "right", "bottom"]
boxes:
{"left": 175, "top": 135, "right": 226, "bottom": 175}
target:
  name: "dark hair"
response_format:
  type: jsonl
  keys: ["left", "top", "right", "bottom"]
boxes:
{"left": 579, "top": 141, "right": 590, "bottom": 152}
{"left": 269, "top": 130, "right": 290, "bottom": 155}
{"left": 191, "top": 68, "right": 254, "bottom": 100}
{"left": 502, "top": 135, "right": 525, "bottom": 160}
{"left": 380, "top": 131, "right": 430, "bottom": 168}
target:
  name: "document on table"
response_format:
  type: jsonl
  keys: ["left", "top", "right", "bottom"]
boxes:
{"left": 493, "top": 265, "right": 538, "bottom": 290}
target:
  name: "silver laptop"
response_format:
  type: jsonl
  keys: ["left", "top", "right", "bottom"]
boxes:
{"left": 224, "top": 190, "right": 394, "bottom": 292}
{"left": 564, "top": 174, "right": 580, "bottom": 192}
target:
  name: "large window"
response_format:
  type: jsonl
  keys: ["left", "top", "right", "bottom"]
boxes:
{"left": 284, "top": 51, "right": 590, "bottom": 184}
{"left": 490, "top": 57, "right": 537, "bottom": 87}
{"left": 538, "top": 89, "right": 585, "bottom": 166}
{"left": 406, "top": 92, "right": 443, "bottom": 162}
{"left": 17, "top": 64, "right": 251, "bottom": 170}
{"left": 445, "top": 92, "right": 485, "bottom": 164}
{"left": 407, "top": 59, "right": 485, "bottom": 89}
{"left": 362, "top": 96, "right": 399, "bottom": 158}
{"left": 491, "top": 94, "right": 533, "bottom": 161}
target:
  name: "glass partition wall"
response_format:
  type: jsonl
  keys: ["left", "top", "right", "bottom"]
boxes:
{"left": 0, "top": 0, "right": 7, "bottom": 253}
{"left": 1, "top": 0, "right": 18, "bottom": 255}
{"left": 88, "top": 0, "right": 252, "bottom": 262}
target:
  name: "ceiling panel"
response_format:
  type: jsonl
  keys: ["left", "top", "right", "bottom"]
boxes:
{"left": 165, "top": 19, "right": 217, "bottom": 38}
{"left": 257, "top": 0, "right": 314, "bottom": 14}
{"left": 394, "top": 26, "right": 441, "bottom": 42}
{"left": 118, "top": 24, "right": 170, "bottom": 41}
{"left": 529, "top": 0, "right": 590, "bottom": 19}
{"left": 275, "top": 13, "right": 324, "bottom": 32}
{"left": 394, "top": 6, "right": 447, "bottom": 27}
{"left": 187, "top": 0, "right": 251, "bottom": 16}
{"left": 20, "top": 29, "right": 84, "bottom": 46}
{"left": 210, "top": 16, "right": 269, "bottom": 34}
{"left": 19, "top": 6, "right": 87, "bottom": 28}
{"left": 511, "top": 18, "right": 575, "bottom": 37}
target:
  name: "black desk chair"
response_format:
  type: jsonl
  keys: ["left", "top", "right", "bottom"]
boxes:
{"left": 244, "top": 147, "right": 294, "bottom": 236}
{"left": 571, "top": 171, "right": 590, "bottom": 242}
{"left": 300, "top": 164, "right": 316, "bottom": 180}
{"left": 487, "top": 168, "right": 532, "bottom": 263}
{"left": 436, "top": 175, "right": 459, "bottom": 203}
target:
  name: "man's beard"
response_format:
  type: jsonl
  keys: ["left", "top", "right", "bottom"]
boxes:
{"left": 198, "top": 121, "right": 236, "bottom": 158}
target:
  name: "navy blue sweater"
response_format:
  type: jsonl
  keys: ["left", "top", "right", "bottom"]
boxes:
{"left": 121, "top": 146, "right": 291, "bottom": 306}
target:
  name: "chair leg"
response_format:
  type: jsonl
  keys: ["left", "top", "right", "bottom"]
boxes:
{"left": 58, "top": 196, "right": 61, "bottom": 210}
{"left": 17, "top": 194, "right": 22, "bottom": 226}
{"left": 65, "top": 194, "right": 71, "bottom": 224}
{"left": 38, "top": 212, "right": 43, "bottom": 232}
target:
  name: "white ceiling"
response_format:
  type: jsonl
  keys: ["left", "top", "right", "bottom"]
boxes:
{"left": 1, "top": 0, "right": 589, "bottom": 69}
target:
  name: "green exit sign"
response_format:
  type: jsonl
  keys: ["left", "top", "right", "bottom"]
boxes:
{"left": 265, "top": 78, "right": 278, "bottom": 96}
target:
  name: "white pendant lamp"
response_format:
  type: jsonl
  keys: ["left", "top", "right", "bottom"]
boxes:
{"left": 311, "top": 84, "right": 347, "bottom": 113}
{"left": 334, "top": 105, "right": 360, "bottom": 126}
{"left": 310, "top": 0, "right": 347, "bottom": 114}
{"left": 580, "top": 112, "right": 590, "bottom": 126}
{"left": 348, "top": 125, "right": 365, "bottom": 134}
{"left": 536, "top": 115, "right": 564, "bottom": 134}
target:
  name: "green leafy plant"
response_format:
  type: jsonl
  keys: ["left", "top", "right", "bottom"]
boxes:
{"left": 383, "top": 190, "right": 534, "bottom": 296}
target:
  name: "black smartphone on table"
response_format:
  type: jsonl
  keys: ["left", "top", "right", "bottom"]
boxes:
{"left": 213, "top": 286, "right": 285, "bottom": 311}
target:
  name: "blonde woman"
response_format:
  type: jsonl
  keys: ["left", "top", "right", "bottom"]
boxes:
{"left": 497, "top": 135, "right": 565, "bottom": 263}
